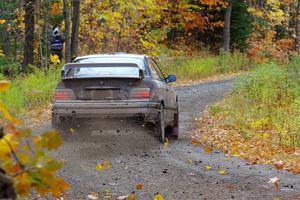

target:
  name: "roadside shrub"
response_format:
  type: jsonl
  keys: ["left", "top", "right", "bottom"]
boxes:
{"left": 218, "top": 58, "right": 300, "bottom": 147}
{"left": 160, "top": 51, "right": 250, "bottom": 81}
{"left": 0, "top": 66, "right": 61, "bottom": 114}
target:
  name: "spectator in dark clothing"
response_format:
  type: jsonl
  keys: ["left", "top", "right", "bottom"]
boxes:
{"left": 50, "top": 26, "right": 64, "bottom": 61}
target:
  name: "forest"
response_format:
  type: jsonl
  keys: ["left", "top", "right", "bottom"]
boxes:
{"left": 0, "top": 0, "right": 299, "bottom": 70}
{"left": 1, "top": 0, "right": 300, "bottom": 199}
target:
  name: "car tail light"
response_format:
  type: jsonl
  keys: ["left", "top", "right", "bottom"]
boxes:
{"left": 129, "top": 88, "right": 151, "bottom": 99}
{"left": 55, "top": 89, "right": 74, "bottom": 100}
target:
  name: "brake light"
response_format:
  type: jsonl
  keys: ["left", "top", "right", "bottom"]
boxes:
{"left": 55, "top": 89, "right": 74, "bottom": 100}
{"left": 130, "top": 88, "right": 151, "bottom": 99}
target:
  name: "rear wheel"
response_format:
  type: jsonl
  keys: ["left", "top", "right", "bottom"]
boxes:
{"left": 157, "top": 108, "right": 166, "bottom": 142}
{"left": 51, "top": 113, "right": 61, "bottom": 129}
{"left": 172, "top": 108, "right": 179, "bottom": 139}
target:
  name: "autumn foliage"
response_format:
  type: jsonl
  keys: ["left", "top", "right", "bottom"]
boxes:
{"left": 0, "top": 81, "right": 69, "bottom": 198}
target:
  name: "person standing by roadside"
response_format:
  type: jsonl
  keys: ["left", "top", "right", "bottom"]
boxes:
{"left": 50, "top": 26, "right": 64, "bottom": 61}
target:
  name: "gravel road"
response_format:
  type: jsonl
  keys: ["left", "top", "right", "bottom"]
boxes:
{"left": 40, "top": 79, "right": 300, "bottom": 200}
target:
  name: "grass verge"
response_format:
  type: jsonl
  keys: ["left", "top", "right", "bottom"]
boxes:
{"left": 195, "top": 57, "right": 300, "bottom": 174}
{"left": 0, "top": 67, "right": 60, "bottom": 115}
{"left": 159, "top": 51, "right": 250, "bottom": 83}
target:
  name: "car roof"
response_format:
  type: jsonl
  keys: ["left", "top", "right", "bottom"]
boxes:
{"left": 73, "top": 54, "right": 147, "bottom": 69}
{"left": 74, "top": 53, "right": 147, "bottom": 60}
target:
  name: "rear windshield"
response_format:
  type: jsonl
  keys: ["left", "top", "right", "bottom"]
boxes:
{"left": 64, "top": 65, "right": 140, "bottom": 78}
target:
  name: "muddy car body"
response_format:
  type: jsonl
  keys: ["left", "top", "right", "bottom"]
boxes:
{"left": 52, "top": 54, "right": 179, "bottom": 141}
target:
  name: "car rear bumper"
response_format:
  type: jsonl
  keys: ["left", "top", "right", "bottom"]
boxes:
{"left": 52, "top": 100, "right": 161, "bottom": 120}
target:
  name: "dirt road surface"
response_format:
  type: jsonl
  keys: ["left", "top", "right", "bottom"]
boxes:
{"left": 39, "top": 79, "right": 300, "bottom": 200}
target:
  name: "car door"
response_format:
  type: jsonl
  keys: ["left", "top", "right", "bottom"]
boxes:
{"left": 148, "top": 58, "right": 168, "bottom": 106}
{"left": 149, "top": 58, "right": 176, "bottom": 125}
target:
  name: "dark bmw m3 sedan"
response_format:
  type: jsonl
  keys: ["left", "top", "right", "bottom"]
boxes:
{"left": 52, "top": 53, "right": 179, "bottom": 142}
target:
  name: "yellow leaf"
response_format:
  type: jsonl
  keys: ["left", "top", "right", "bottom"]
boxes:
{"left": 205, "top": 165, "right": 212, "bottom": 170}
{"left": 0, "top": 19, "right": 6, "bottom": 25}
{"left": 263, "top": 132, "right": 270, "bottom": 139}
{"left": 103, "top": 160, "right": 111, "bottom": 170}
{"left": 191, "top": 138, "right": 201, "bottom": 146}
{"left": 219, "top": 170, "right": 226, "bottom": 175}
{"left": 204, "top": 146, "right": 213, "bottom": 154}
{"left": 41, "top": 131, "right": 63, "bottom": 150}
{"left": 50, "top": 54, "right": 60, "bottom": 64}
{"left": 154, "top": 193, "right": 165, "bottom": 200}
{"left": 88, "top": 192, "right": 98, "bottom": 200}
{"left": 136, "top": 183, "right": 144, "bottom": 190}
{"left": 188, "top": 159, "right": 193, "bottom": 164}
{"left": 128, "top": 193, "right": 136, "bottom": 200}
{"left": 163, "top": 138, "right": 169, "bottom": 149}
{"left": 0, "top": 134, "right": 19, "bottom": 157}
{"left": 15, "top": 173, "right": 31, "bottom": 195}
{"left": 69, "top": 128, "right": 75, "bottom": 133}
{"left": 96, "top": 164, "right": 102, "bottom": 171}
{"left": 275, "top": 196, "right": 280, "bottom": 200}
{"left": 0, "top": 80, "right": 10, "bottom": 92}
{"left": 0, "top": 102, "right": 21, "bottom": 124}
{"left": 226, "top": 157, "right": 232, "bottom": 161}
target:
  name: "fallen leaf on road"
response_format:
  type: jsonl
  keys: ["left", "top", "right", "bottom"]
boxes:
{"left": 204, "top": 146, "right": 212, "bottom": 154}
{"left": 274, "top": 160, "right": 284, "bottom": 170}
{"left": 154, "top": 193, "right": 165, "bottom": 200}
{"left": 117, "top": 195, "right": 128, "bottom": 200}
{"left": 88, "top": 192, "right": 98, "bottom": 200}
{"left": 187, "top": 172, "right": 195, "bottom": 176}
{"left": 191, "top": 138, "right": 201, "bottom": 146}
{"left": 268, "top": 177, "right": 280, "bottom": 190}
{"left": 205, "top": 165, "right": 212, "bottom": 170}
{"left": 96, "top": 164, "right": 102, "bottom": 171}
{"left": 128, "top": 193, "right": 136, "bottom": 200}
{"left": 164, "top": 138, "right": 169, "bottom": 149}
{"left": 188, "top": 159, "right": 193, "bottom": 164}
{"left": 103, "top": 160, "right": 111, "bottom": 170}
{"left": 136, "top": 183, "right": 144, "bottom": 190}
{"left": 218, "top": 170, "right": 226, "bottom": 175}
{"left": 69, "top": 128, "right": 75, "bottom": 133}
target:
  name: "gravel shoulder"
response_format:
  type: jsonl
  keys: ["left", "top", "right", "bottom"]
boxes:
{"left": 39, "top": 79, "right": 300, "bottom": 200}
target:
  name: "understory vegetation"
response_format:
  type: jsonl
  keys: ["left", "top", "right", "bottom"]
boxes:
{"left": 219, "top": 57, "right": 300, "bottom": 147}
{"left": 160, "top": 51, "right": 249, "bottom": 81}
{"left": 0, "top": 65, "right": 60, "bottom": 114}
{"left": 196, "top": 57, "right": 300, "bottom": 173}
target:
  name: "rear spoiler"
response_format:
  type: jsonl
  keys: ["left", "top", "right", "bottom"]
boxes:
{"left": 61, "top": 63, "right": 145, "bottom": 80}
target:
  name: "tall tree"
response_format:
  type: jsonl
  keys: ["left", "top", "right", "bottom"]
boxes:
{"left": 295, "top": 0, "right": 300, "bottom": 51}
{"left": 223, "top": 0, "right": 232, "bottom": 52}
{"left": 23, "top": 0, "right": 36, "bottom": 70}
{"left": 63, "top": 0, "right": 71, "bottom": 62}
{"left": 71, "top": 0, "right": 80, "bottom": 59}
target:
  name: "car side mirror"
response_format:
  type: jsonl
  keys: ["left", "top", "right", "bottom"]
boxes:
{"left": 139, "top": 69, "right": 145, "bottom": 79}
{"left": 166, "top": 75, "right": 176, "bottom": 83}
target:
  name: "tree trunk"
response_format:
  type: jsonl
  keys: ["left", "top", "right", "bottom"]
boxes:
{"left": 71, "top": 0, "right": 80, "bottom": 60}
{"left": 63, "top": 0, "right": 71, "bottom": 62}
{"left": 0, "top": 25, "right": 10, "bottom": 56}
{"left": 37, "top": 0, "right": 43, "bottom": 68}
{"left": 43, "top": 0, "right": 49, "bottom": 75}
{"left": 223, "top": 0, "right": 232, "bottom": 52}
{"left": 23, "top": 0, "right": 36, "bottom": 70}
{"left": 295, "top": 0, "right": 300, "bottom": 51}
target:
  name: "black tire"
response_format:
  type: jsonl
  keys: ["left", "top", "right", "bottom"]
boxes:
{"left": 172, "top": 107, "right": 179, "bottom": 139}
{"left": 157, "top": 109, "right": 166, "bottom": 142}
{"left": 51, "top": 113, "right": 61, "bottom": 129}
